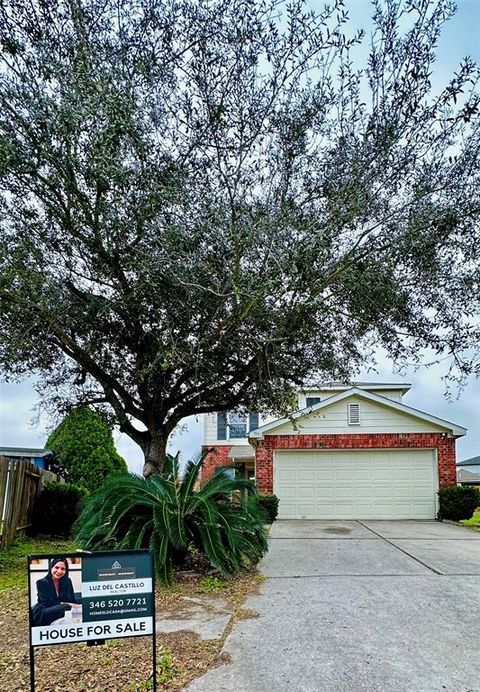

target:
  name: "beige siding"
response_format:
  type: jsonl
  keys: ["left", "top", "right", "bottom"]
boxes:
{"left": 203, "top": 412, "right": 276, "bottom": 446}
{"left": 370, "top": 390, "right": 404, "bottom": 402}
{"left": 299, "top": 388, "right": 404, "bottom": 408}
{"left": 271, "top": 395, "right": 448, "bottom": 436}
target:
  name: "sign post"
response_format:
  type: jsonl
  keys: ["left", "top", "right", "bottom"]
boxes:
{"left": 28, "top": 550, "right": 156, "bottom": 691}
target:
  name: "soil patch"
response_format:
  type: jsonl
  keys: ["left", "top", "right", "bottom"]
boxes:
{"left": 0, "top": 574, "right": 263, "bottom": 691}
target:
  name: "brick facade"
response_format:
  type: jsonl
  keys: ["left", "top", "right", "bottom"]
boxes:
{"left": 254, "top": 433, "right": 457, "bottom": 494}
{"left": 201, "top": 445, "right": 234, "bottom": 482}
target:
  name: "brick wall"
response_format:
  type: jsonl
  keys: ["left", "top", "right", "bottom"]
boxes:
{"left": 201, "top": 445, "right": 233, "bottom": 483}
{"left": 254, "top": 433, "right": 457, "bottom": 494}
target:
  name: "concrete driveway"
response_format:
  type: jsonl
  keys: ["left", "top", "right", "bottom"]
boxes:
{"left": 186, "top": 520, "right": 480, "bottom": 692}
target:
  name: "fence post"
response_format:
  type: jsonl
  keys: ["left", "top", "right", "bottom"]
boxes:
{"left": 0, "top": 458, "right": 48, "bottom": 549}
{"left": 0, "top": 456, "right": 9, "bottom": 547}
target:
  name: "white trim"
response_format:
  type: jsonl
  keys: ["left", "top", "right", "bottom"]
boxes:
{"left": 433, "top": 447, "right": 440, "bottom": 518}
{"left": 248, "top": 387, "right": 467, "bottom": 439}
{"left": 301, "top": 382, "right": 412, "bottom": 393}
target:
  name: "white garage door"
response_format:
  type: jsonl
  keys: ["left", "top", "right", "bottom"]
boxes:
{"left": 274, "top": 449, "right": 437, "bottom": 520}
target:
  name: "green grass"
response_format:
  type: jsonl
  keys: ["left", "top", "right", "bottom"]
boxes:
{"left": 461, "top": 508, "right": 480, "bottom": 526}
{"left": 0, "top": 536, "right": 77, "bottom": 591}
{"left": 198, "top": 576, "right": 228, "bottom": 593}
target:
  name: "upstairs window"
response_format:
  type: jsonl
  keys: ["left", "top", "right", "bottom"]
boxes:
{"left": 348, "top": 403, "right": 360, "bottom": 425}
{"left": 229, "top": 411, "right": 247, "bottom": 438}
{"left": 217, "top": 412, "right": 260, "bottom": 440}
{"left": 306, "top": 397, "right": 321, "bottom": 407}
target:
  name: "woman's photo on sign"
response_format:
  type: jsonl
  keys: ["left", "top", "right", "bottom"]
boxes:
{"left": 30, "top": 556, "right": 82, "bottom": 626}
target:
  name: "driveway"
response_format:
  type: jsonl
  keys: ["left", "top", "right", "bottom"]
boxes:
{"left": 186, "top": 520, "right": 480, "bottom": 692}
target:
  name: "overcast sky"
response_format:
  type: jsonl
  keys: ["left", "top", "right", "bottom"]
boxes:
{"left": 1, "top": 0, "right": 479, "bottom": 475}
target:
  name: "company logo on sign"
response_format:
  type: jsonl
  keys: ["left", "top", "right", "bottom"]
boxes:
{"left": 97, "top": 562, "right": 136, "bottom": 579}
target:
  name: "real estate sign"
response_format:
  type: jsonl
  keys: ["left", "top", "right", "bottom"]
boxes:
{"left": 28, "top": 550, "right": 154, "bottom": 646}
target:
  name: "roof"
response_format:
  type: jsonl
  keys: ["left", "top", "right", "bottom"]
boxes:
{"left": 0, "top": 447, "right": 53, "bottom": 458}
{"left": 249, "top": 387, "right": 467, "bottom": 440}
{"left": 457, "top": 456, "right": 480, "bottom": 467}
{"left": 301, "top": 381, "right": 412, "bottom": 393}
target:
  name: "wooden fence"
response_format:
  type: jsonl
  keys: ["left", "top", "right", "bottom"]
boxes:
{"left": 0, "top": 456, "right": 58, "bottom": 549}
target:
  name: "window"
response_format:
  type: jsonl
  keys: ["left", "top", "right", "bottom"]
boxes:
{"left": 306, "top": 397, "right": 321, "bottom": 407}
{"left": 229, "top": 411, "right": 247, "bottom": 438}
{"left": 348, "top": 403, "right": 360, "bottom": 425}
{"left": 217, "top": 412, "right": 260, "bottom": 440}
{"left": 214, "top": 467, "right": 237, "bottom": 480}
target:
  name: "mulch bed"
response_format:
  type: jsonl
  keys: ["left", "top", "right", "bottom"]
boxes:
{"left": 0, "top": 572, "right": 262, "bottom": 691}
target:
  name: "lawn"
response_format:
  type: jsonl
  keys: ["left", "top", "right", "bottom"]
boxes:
{"left": 0, "top": 536, "right": 263, "bottom": 691}
{"left": 0, "top": 536, "right": 77, "bottom": 591}
{"left": 461, "top": 508, "right": 480, "bottom": 527}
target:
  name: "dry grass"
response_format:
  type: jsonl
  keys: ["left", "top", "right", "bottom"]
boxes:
{"left": 0, "top": 538, "right": 265, "bottom": 691}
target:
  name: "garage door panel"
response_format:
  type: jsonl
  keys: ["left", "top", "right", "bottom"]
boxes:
{"left": 273, "top": 449, "right": 436, "bottom": 519}
{"left": 297, "top": 487, "right": 315, "bottom": 499}
{"left": 375, "top": 468, "right": 392, "bottom": 481}
{"left": 277, "top": 468, "right": 296, "bottom": 482}
{"left": 297, "top": 469, "right": 316, "bottom": 482}
{"left": 369, "top": 485, "right": 391, "bottom": 500}
{"left": 279, "top": 486, "right": 297, "bottom": 499}
{"left": 334, "top": 486, "right": 351, "bottom": 501}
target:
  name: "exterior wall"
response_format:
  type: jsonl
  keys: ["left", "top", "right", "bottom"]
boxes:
{"left": 298, "top": 389, "right": 405, "bottom": 408}
{"left": 203, "top": 412, "right": 276, "bottom": 446}
{"left": 203, "top": 389, "right": 407, "bottom": 444}
{"left": 255, "top": 433, "right": 456, "bottom": 494}
{"left": 201, "top": 445, "right": 233, "bottom": 482}
{"left": 457, "top": 466, "right": 480, "bottom": 485}
{"left": 270, "top": 396, "right": 447, "bottom": 436}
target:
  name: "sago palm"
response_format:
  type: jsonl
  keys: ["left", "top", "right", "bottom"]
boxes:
{"left": 74, "top": 453, "right": 268, "bottom": 583}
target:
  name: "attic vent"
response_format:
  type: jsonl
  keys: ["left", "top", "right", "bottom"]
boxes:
{"left": 348, "top": 403, "right": 360, "bottom": 425}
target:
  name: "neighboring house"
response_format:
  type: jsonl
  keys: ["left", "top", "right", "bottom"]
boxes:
{"left": 0, "top": 447, "right": 54, "bottom": 470}
{"left": 457, "top": 456, "right": 480, "bottom": 486}
{"left": 202, "top": 382, "right": 466, "bottom": 520}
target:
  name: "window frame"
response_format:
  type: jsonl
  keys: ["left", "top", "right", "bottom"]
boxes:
{"left": 217, "top": 411, "right": 260, "bottom": 440}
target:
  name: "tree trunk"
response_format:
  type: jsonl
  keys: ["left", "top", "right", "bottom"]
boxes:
{"left": 140, "top": 433, "right": 168, "bottom": 478}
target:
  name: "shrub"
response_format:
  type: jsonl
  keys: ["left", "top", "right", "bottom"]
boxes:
{"left": 74, "top": 453, "right": 268, "bottom": 584}
{"left": 438, "top": 486, "right": 479, "bottom": 521}
{"left": 256, "top": 494, "right": 280, "bottom": 522}
{"left": 47, "top": 407, "right": 127, "bottom": 492}
{"left": 30, "top": 481, "right": 86, "bottom": 537}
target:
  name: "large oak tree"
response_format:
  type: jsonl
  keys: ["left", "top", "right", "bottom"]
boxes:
{"left": 1, "top": 0, "right": 479, "bottom": 475}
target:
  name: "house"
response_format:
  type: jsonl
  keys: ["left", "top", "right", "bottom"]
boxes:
{"left": 0, "top": 447, "right": 54, "bottom": 471}
{"left": 202, "top": 382, "right": 466, "bottom": 520}
{"left": 457, "top": 456, "right": 480, "bottom": 486}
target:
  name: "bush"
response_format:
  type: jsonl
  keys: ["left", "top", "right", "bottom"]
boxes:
{"left": 30, "top": 481, "right": 86, "bottom": 537}
{"left": 256, "top": 494, "right": 280, "bottom": 522}
{"left": 74, "top": 453, "right": 269, "bottom": 584}
{"left": 47, "top": 407, "right": 127, "bottom": 492}
{"left": 438, "top": 486, "right": 479, "bottom": 521}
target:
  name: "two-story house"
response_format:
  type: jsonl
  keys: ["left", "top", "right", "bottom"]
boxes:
{"left": 202, "top": 382, "right": 466, "bottom": 520}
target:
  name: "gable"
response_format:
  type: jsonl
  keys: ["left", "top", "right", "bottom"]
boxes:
{"left": 299, "top": 387, "right": 406, "bottom": 407}
{"left": 269, "top": 395, "right": 449, "bottom": 436}
{"left": 249, "top": 388, "right": 466, "bottom": 439}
